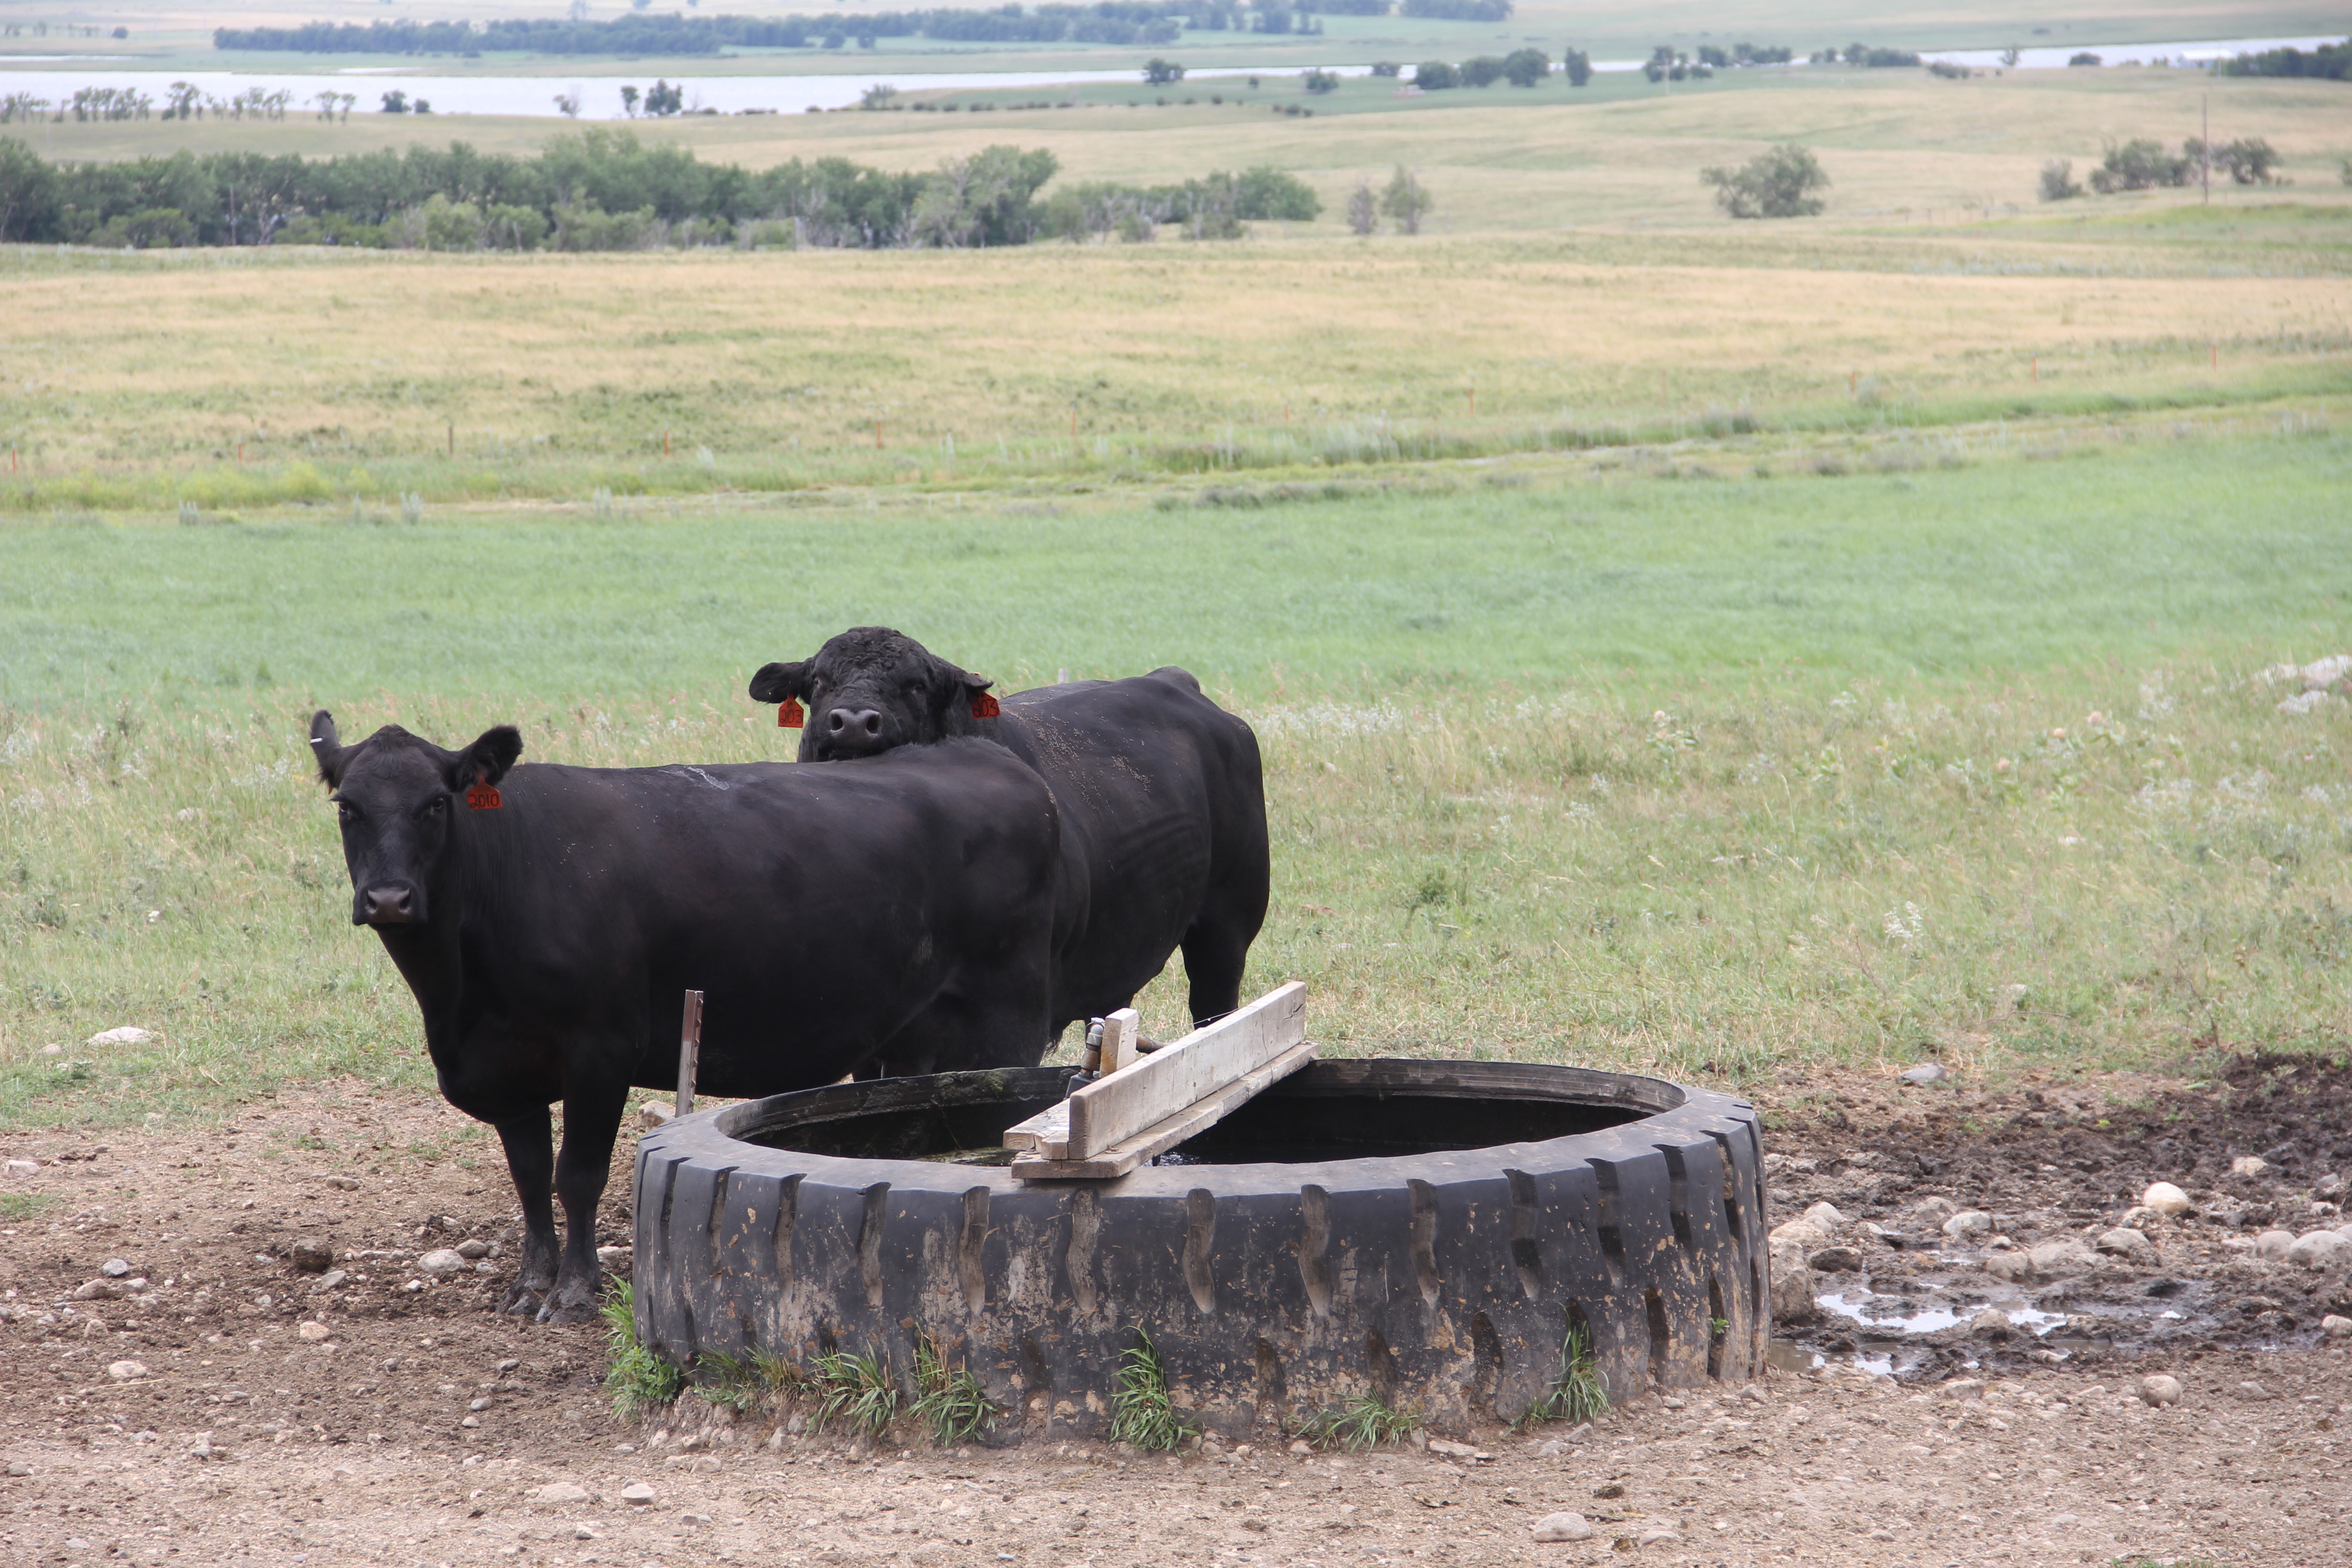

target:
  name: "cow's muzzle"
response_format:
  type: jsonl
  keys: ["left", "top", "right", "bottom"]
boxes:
{"left": 821, "top": 706, "right": 889, "bottom": 755}
{"left": 355, "top": 883, "right": 423, "bottom": 926}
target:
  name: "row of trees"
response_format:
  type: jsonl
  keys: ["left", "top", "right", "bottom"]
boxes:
{"left": 0, "top": 132, "right": 1321, "bottom": 250}
{"left": 210, "top": 2, "right": 1516, "bottom": 56}
{"left": 1, "top": 84, "right": 306, "bottom": 124}
{"left": 2218, "top": 39, "right": 2349, "bottom": 79}
{"left": 2039, "top": 137, "right": 2280, "bottom": 200}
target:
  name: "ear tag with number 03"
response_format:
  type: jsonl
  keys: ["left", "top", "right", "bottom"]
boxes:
{"left": 969, "top": 691, "right": 1000, "bottom": 720}
{"left": 466, "top": 774, "right": 502, "bottom": 811}
{"left": 777, "top": 696, "right": 806, "bottom": 728}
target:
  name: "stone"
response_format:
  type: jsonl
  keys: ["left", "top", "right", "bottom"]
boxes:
{"left": 1768, "top": 1234, "right": 1816, "bottom": 1325}
{"left": 74, "top": 1279, "right": 122, "bottom": 1301}
{"left": 637, "top": 1102, "right": 675, "bottom": 1130}
{"left": 2029, "top": 1238, "right": 2097, "bottom": 1276}
{"left": 2235, "top": 1381, "right": 2275, "bottom": 1401}
{"left": 2136, "top": 1376, "right": 2183, "bottom": 1408}
{"left": 619, "top": 1482, "right": 657, "bottom": 1506}
{"left": 1426, "top": 1439, "right": 1483, "bottom": 1460}
{"left": 2096, "top": 1228, "right": 2156, "bottom": 1263}
{"left": 2288, "top": 1231, "right": 2350, "bottom": 1269}
{"left": 87, "top": 1026, "right": 154, "bottom": 1047}
{"left": 1809, "top": 1246, "right": 1862, "bottom": 1273}
{"left": 459, "top": 1416, "right": 480, "bottom": 1429}
{"left": 297, "top": 1322, "right": 331, "bottom": 1343}
{"left": 1983, "top": 1250, "right": 2034, "bottom": 1283}
{"left": 314, "top": 1270, "right": 348, "bottom": 1291}
{"left": 1530, "top": 1512, "right": 1595, "bottom": 1543}
{"left": 2, "top": 1159, "right": 35, "bottom": 1177}
{"left": 1970, "top": 1308, "right": 2012, "bottom": 1338}
{"left": 100, "top": 1259, "right": 131, "bottom": 1278}
{"left": 2141, "top": 1182, "right": 2191, "bottom": 1217}
{"left": 1637, "top": 1529, "right": 1683, "bottom": 1547}
{"left": 2320, "top": 1315, "right": 2352, "bottom": 1339}
{"left": 106, "top": 1360, "right": 149, "bottom": 1381}
{"left": 2119, "top": 1205, "right": 2161, "bottom": 1230}
{"left": 2316, "top": 1172, "right": 2347, "bottom": 1200}
{"left": 534, "top": 1482, "right": 592, "bottom": 1504}
{"left": 1802, "top": 1201, "right": 1847, "bottom": 1231}
{"left": 1944, "top": 1210, "right": 1995, "bottom": 1239}
{"left": 2253, "top": 1230, "right": 2298, "bottom": 1261}
{"left": 417, "top": 1249, "right": 467, "bottom": 1277}
{"left": 574, "top": 1524, "right": 600, "bottom": 1541}
{"left": 1913, "top": 1196, "right": 1957, "bottom": 1225}
{"left": 596, "top": 1245, "right": 631, "bottom": 1266}
{"left": 4, "top": 1461, "right": 29, "bottom": 1476}
{"left": 291, "top": 1238, "right": 334, "bottom": 1273}
{"left": 456, "top": 1239, "right": 491, "bottom": 1259}
{"left": 2231, "top": 1156, "right": 2271, "bottom": 1179}
{"left": 1896, "top": 1063, "right": 1947, "bottom": 1086}
{"left": 324, "top": 1175, "right": 360, "bottom": 1191}
{"left": 469, "top": 1397, "right": 493, "bottom": 1412}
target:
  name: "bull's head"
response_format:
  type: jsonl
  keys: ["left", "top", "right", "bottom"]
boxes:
{"left": 310, "top": 710, "right": 521, "bottom": 926}
{"left": 749, "top": 626, "right": 996, "bottom": 762}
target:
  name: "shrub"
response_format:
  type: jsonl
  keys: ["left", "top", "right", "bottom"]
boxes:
{"left": 1302, "top": 68, "right": 1339, "bottom": 93}
{"left": 1142, "top": 57, "right": 1185, "bottom": 84}
{"left": 1502, "top": 47, "right": 1549, "bottom": 87}
{"left": 2068, "top": 52, "right": 2102, "bottom": 67}
{"left": 1459, "top": 55, "right": 1507, "bottom": 87}
{"left": 1369, "top": 60, "right": 1401, "bottom": 77}
{"left": 1412, "top": 60, "right": 1458, "bottom": 90}
{"left": 1562, "top": 47, "right": 1592, "bottom": 86}
{"left": 1701, "top": 143, "right": 1828, "bottom": 218}
{"left": 87, "top": 206, "right": 195, "bottom": 249}
{"left": 2190, "top": 136, "right": 2281, "bottom": 185}
{"left": 1347, "top": 179, "right": 1377, "bottom": 235}
{"left": 2038, "top": 159, "right": 2084, "bottom": 201}
{"left": 2087, "top": 138, "right": 2190, "bottom": 193}
{"left": 1378, "top": 164, "right": 1432, "bottom": 233}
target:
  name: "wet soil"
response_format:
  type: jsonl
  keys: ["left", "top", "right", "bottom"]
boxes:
{"left": 0, "top": 1057, "right": 2346, "bottom": 1567}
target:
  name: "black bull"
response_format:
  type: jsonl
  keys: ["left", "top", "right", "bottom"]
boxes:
{"left": 749, "top": 626, "right": 1271, "bottom": 1049}
{"left": 308, "top": 710, "right": 1058, "bottom": 1323}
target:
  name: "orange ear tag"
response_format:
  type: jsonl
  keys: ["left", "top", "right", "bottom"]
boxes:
{"left": 466, "top": 775, "right": 502, "bottom": 811}
{"left": 778, "top": 697, "right": 805, "bottom": 728}
{"left": 970, "top": 692, "right": 1000, "bottom": 720}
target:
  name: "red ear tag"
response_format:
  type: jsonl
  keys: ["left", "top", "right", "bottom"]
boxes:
{"left": 778, "top": 696, "right": 805, "bottom": 728}
{"left": 970, "top": 691, "right": 1000, "bottom": 720}
{"left": 466, "top": 775, "right": 502, "bottom": 811}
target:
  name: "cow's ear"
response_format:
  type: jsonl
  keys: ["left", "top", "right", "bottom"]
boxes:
{"left": 444, "top": 725, "right": 523, "bottom": 791}
{"left": 748, "top": 660, "right": 811, "bottom": 705}
{"left": 960, "top": 669, "right": 996, "bottom": 696}
{"left": 309, "top": 710, "right": 347, "bottom": 787}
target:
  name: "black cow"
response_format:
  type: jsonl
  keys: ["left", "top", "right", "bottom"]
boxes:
{"left": 747, "top": 627, "right": 1269, "bottom": 1046}
{"left": 308, "top": 710, "right": 1058, "bottom": 1322}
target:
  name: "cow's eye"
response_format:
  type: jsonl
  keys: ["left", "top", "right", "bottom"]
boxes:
{"left": 423, "top": 796, "right": 446, "bottom": 815}
{"left": 335, "top": 801, "right": 356, "bottom": 823}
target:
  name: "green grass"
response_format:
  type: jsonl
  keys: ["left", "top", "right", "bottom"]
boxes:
{"left": 911, "top": 1329, "right": 1000, "bottom": 1447}
{"left": 600, "top": 1282, "right": 687, "bottom": 1421}
{"left": 1523, "top": 1318, "right": 1608, "bottom": 1426}
{"left": 811, "top": 1348, "right": 903, "bottom": 1440}
{"left": 1109, "top": 1325, "right": 1196, "bottom": 1452}
{"left": 1299, "top": 1391, "right": 1421, "bottom": 1451}
{"left": 2, "top": 427, "right": 2349, "bottom": 1122}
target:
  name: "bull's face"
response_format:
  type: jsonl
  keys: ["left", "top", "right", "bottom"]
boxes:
{"left": 749, "top": 625, "right": 995, "bottom": 762}
{"left": 309, "top": 711, "right": 521, "bottom": 926}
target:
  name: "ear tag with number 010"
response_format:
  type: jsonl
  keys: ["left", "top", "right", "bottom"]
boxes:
{"left": 466, "top": 774, "right": 502, "bottom": 811}
{"left": 777, "top": 697, "right": 805, "bottom": 728}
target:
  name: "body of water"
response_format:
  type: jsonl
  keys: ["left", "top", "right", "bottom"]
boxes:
{"left": 0, "top": 35, "right": 2335, "bottom": 122}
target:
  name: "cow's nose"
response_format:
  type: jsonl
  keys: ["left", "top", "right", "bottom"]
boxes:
{"left": 359, "top": 885, "right": 416, "bottom": 925}
{"left": 827, "top": 707, "right": 886, "bottom": 743}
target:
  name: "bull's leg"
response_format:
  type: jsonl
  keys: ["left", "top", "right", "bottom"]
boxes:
{"left": 494, "top": 1109, "right": 560, "bottom": 1316}
{"left": 1179, "top": 899, "right": 1258, "bottom": 1028}
{"left": 537, "top": 1078, "right": 630, "bottom": 1326}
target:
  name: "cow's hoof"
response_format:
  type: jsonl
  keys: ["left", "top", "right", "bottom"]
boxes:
{"left": 500, "top": 1284, "right": 546, "bottom": 1317}
{"left": 535, "top": 1294, "right": 599, "bottom": 1327}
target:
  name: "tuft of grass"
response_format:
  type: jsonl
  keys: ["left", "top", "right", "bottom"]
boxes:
{"left": 910, "top": 1329, "right": 999, "bottom": 1447}
{"left": 1299, "top": 1392, "right": 1421, "bottom": 1452}
{"left": 1108, "top": 1325, "right": 1196, "bottom": 1452}
{"left": 599, "top": 1281, "right": 684, "bottom": 1421}
{"left": 0, "top": 1193, "right": 58, "bottom": 1221}
{"left": 691, "top": 1347, "right": 802, "bottom": 1411}
{"left": 810, "top": 1348, "right": 900, "bottom": 1441}
{"left": 1524, "top": 1318, "right": 1609, "bottom": 1427}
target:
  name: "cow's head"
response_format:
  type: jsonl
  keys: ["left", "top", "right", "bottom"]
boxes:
{"left": 748, "top": 626, "right": 996, "bottom": 762}
{"left": 309, "top": 710, "right": 521, "bottom": 926}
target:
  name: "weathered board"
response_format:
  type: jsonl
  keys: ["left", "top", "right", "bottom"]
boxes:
{"left": 1009, "top": 1038, "right": 1316, "bottom": 1181}
{"left": 1067, "top": 982, "right": 1306, "bottom": 1159}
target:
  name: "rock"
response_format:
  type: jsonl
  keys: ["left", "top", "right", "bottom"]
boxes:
{"left": 456, "top": 1239, "right": 491, "bottom": 1260}
{"left": 2287, "top": 1231, "right": 2350, "bottom": 1269}
{"left": 619, "top": 1482, "right": 657, "bottom": 1506}
{"left": 1530, "top": 1512, "right": 1594, "bottom": 1543}
{"left": 638, "top": 1102, "right": 675, "bottom": 1130}
{"left": 1426, "top": 1439, "right": 1484, "bottom": 1460}
{"left": 314, "top": 1270, "right": 348, "bottom": 1291}
{"left": 1809, "top": 1245, "right": 1862, "bottom": 1273}
{"left": 1940, "top": 1378, "right": 1986, "bottom": 1400}
{"left": 2096, "top": 1228, "right": 2156, "bottom": 1263}
{"left": 2141, "top": 1182, "right": 2191, "bottom": 1217}
{"left": 2253, "top": 1230, "right": 2298, "bottom": 1261}
{"left": 5, "top": 1461, "right": 29, "bottom": 1476}
{"left": 459, "top": 1416, "right": 480, "bottom": 1429}
{"left": 106, "top": 1360, "right": 149, "bottom": 1381}
{"left": 87, "top": 1026, "right": 154, "bottom": 1047}
{"left": 536, "top": 1482, "right": 592, "bottom": 1504}
{"left": 2321, "top": 1315, "right": 2352, "bottom": 1339}
{"left": 324, "top": 1175, "right": 360, "bottom": 1191}
{"left": 1637, "top": 1529, "right": 1683, "bottom": 1547}
{"left": 2029, "top": 1238, "right": 2097, "bottom": 1276}
{"left": 1896, "top": 1062, "right": 1946, "bottom": 1085}
{"left": 290, "top": 1238, "right": 334, "bottom": 1274}
{"left": 469, "top": 1397, "right": 493, "bottom": 1412}
{"left": 1802, "top": 1201, "right": 1847, "bottom": 1231}
{"left": 2316, "top": 1172, "right": 2347, "bottom": 1200}
{"left": 74, "top": 1279, "right": 122, "bottom": 1301}
{"left": 574, "top": 1524, "right": 599, "bottom": 1541}
{"left": 1984, "top": 1250, "right": 2034, "bottom": 1283}
{"left": 2235, "top": 1381, "right": 2275, "bottom": 1401}
{"left": 2136, "top": 1376, "right": 2183, "bottom": 1408}
{"left": 1944, "top": 1210, "right": 1995, "bottom": 1239}
{"left": 2119, "top": 1205, "right": 2161, "bottom": 1230}
{"left": 1768, "top": 1234, "right": 1816, "bottom": 1325}
{"left": 297, "top": 1322, "right": 331, "bottom": 1342}
{"left": 1970, "top": 1308, "right": 2012, "bottom": 1338}
{"left": 2231, "top": 1156, "right": 2271, "bottom": 1179}
{"left": 100, "top": 1259, "right": 132, "bottom": 1279}
{"left": 417, "top": 1248, "right": 467, "bottom": 1276}
{"left": 2, "top": 1159, "right": 35, "bottom": 1177}
{"left": 1913, "top": 1196, "right": 1957, "bottom": 1225}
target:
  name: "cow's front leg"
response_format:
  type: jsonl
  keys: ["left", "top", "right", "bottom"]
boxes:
{"left": 538, "top": 1078, "right": 630, "bottom": 1325}
{"left": 494, "top": 1109, "right": 560, "bottom": 1316}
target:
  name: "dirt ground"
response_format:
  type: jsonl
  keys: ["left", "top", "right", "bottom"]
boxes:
{"left": 3, "top": 1057, "right": 2348, "bottom": 1568}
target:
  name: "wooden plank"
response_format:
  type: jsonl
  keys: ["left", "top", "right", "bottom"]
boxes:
{"left": 676, "top": 988, "right": 705, "bottom": 1117}
{"left": 1011, "top": 1040, "right": 1316, "bottom": 1181}
{"left": 1098, "top": 1009, "right": 1139, "bottom": 1076}
{"left": 1001, "top": 1100, "right": 1063, "bottom": 1152}
{"left": 1065, "top": 981, "right": 1306, "bottom": 1161}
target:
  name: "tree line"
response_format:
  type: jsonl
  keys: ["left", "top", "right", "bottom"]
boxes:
{"left": 211, "top": 1, "right": 1512, "bottom": 55}
{"left": 0, "top": 130, "right": 1320, "bottom": 250}
{"left": 2218, "top": 39, "right": 2348, "bottom": 79}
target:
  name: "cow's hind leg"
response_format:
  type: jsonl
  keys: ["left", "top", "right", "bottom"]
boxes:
{"left": 494, "top": 1109, "right": 560, "bottom": 1316}
{"left": 538, "top": 1078, "right": 630, "bottom": 1326}
{"left": 1179, "top": 893, "right": 1260, "bottom": 1028}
